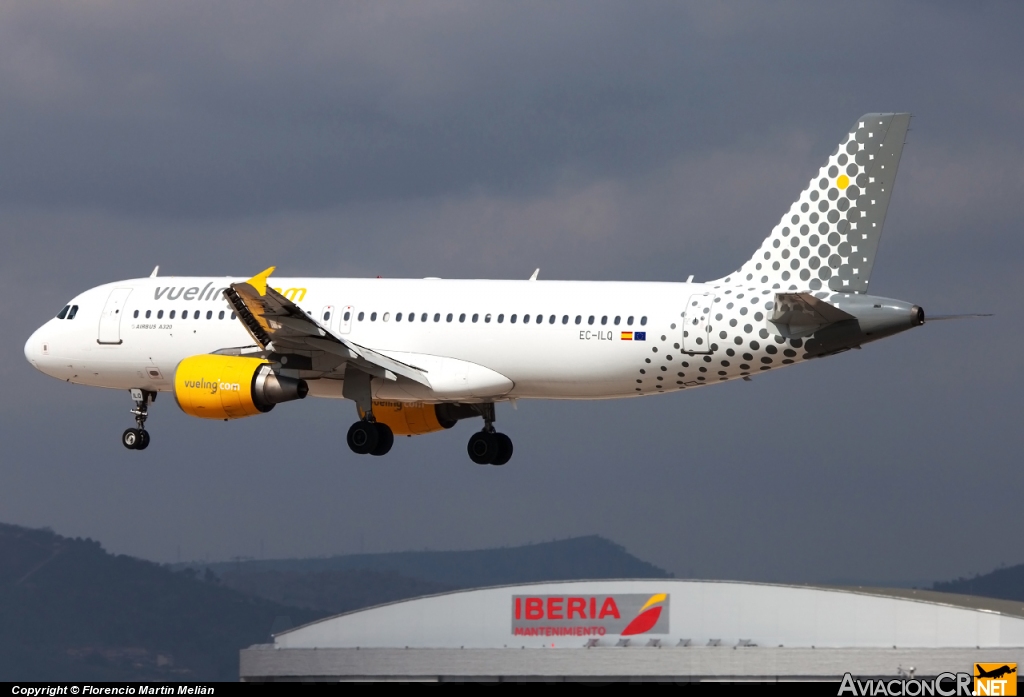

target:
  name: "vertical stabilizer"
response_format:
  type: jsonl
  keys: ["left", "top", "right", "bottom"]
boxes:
{"left": 718, "top": 113, "right": 910, "bottom": 293}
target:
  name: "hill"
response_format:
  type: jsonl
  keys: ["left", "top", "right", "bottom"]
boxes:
{"left": 933, "top": 563, "right": 1024, "bottom": 601}
{"left": 201, "top": 535, "right": 671, "bottom": 587}
{"left": 0, "top": 523, "right": 323, "bottom": 681}
{"left": 199, "top": 536, "right": 672, "bottom": 614}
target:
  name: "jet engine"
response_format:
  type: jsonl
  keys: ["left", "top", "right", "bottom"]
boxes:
{"left": 174, "top": 355, "right": 308, "bottom": 420}
{"left": 361, "top": 401, "right": 475, "bottom": 436}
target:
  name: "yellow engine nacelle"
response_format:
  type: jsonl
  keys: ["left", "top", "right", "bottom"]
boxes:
{"left": 360, "top": 401, "right": 457, "bottom": 436}
{"left": 174, "top": 355, "right": 308, "bottom": 420}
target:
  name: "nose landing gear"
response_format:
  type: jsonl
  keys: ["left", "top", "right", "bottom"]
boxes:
{"left": 122, "top": 388, "right": 155, "bottom": 451}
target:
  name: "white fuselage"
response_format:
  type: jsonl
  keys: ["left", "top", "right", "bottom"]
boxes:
{"left": 25, "top": 275, "right": 804, "bottom": 403}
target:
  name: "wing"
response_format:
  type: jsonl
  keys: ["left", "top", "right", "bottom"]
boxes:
{"left": 222, "top": 267, "right": 431, "bottom": 387}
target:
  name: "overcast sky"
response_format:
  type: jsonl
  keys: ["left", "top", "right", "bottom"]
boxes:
{"left": 2, "top": 1, "right": 1022, "bottom": 585}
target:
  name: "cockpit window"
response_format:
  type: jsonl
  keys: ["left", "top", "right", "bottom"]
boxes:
{"left": 67, "top": 305, "right": 79, "bottom": 320}
{"left": 57, "top": 305, "right": 70, "bottom": 319}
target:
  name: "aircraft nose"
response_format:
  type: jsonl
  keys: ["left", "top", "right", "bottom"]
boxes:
{"left": 24, "top": 325, "right": 46, "bottom": 370}
{"left": 24, "top": 329, "right": 38, "bottom": 363}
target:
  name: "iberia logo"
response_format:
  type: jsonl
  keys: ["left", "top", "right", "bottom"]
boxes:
{"left": 511, "top": 593, "right": 669, "bottom": 638}
{"left": 621, "top": 593, "right": 667, "bottom": 635}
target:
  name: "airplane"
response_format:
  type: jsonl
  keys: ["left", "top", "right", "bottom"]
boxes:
{"left": 25, "top": 113, "right": 954, "bottom": 465}
{"left": 976, "top": 665, "right": 1017, "bottom": 680}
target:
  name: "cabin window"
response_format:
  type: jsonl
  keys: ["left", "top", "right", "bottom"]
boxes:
{"left": 358, "top": 312, "right": 365, "bottom": 321}
{"left": 194, "top": 310, "right": 200, "bottom": 319}
{"left": 588, "top": 315, "right": 595, "bottom": 325}
{"left": 601, "top": 316, "right": 608, "bottom": 325}
{"left": 574, "top": 315, "right": 582, "bottom": 325}
{"left": 614, "top": 316, "right": 621, "bottom": 325}
{"left": 472, "top": 313, "right": 479, "bottom": 323}
{"left": 549, "top": 315, "right": 556, "bottom": 324}
{"left": 345, "top": 311, "right": 352, "bottom": 321}
{"left": 627, "top": 316, "right": 634, "bottom": 326}
{"left": 169, "top": 310, "right": 176, "bottom": 319}
{"left": 562, "top": 315, "right": 569, "bottom": 324}
{"left": 231, "top": 312, "right": 237, "bottom": 320}
{"left": 484, "top": 313, "right": 492, "bottom": 323}
{"left": 157, "top": 310, "right": 164, "bottom": 319}
{"left": 219, "top": 310, "right": 225, "bottom": 319}
{"left": 395, "top": 313, "right": 402, "bottom": 321}
{"left": 145, "top": 310, "right": 152, "bottom": 319}
{"left": 459, "top": 313, "right": 466, "bottom": 323}
{"left": 497, "top": 314, "right": 505, "bottom": 323}
{"left": 383, "top": 312, "right": 390, "bottom": 322}
{"left": 434, "top": 313, "right": 441, "bottom": 322}
{"left": 641, "top": 316, "right": 648, "bottom": 326}
{"left": 206, "top": 311, "right": 212, "bottom": 319}
{"left": 131, "top": 309, "right": 138, "bottom": 319}
{"left": 446, "top": 313, "right": 453, "bottom": 322}
{"left": 370, "top": 312, "right": 377, "bottom": 321}
{"left": 408, "top": 312, "right": 415, "bottom": 322}
{"left": 323, "top": 311, "right": 331, "bottom": 321}
{"left": 421, "top": 313, "right": 427, "bottom": 322}
{"left": 510, "top": 314, "right": 517, "bottom": 324}
{"left": 523, "top": 314, "right": 530, "bottom": 324}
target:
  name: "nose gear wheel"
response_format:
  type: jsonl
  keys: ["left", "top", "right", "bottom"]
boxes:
{"left": 122, "top": 389, "right": 155, "bottom": 451}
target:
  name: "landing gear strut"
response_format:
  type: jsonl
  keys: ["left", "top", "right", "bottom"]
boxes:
{"left": 343, "top": 368, "right": 394, "bottom": 457}
{"left": 122, "top": 388, "right": 155, "bottom": 451}
{"left": 467, "top": 403, "right": 513, "bottom": 466}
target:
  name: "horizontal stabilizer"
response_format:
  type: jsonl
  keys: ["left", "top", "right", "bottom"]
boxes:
{"left": 769, "top": 292, "right": 855, "bottom": 338}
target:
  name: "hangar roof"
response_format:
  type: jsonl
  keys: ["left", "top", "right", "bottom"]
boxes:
{"left": 274, "top": 579, "right": 1024, "bottom": 650}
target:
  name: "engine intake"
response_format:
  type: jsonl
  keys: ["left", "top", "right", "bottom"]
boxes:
{"left": 174, "top": 355, "right": 307, "bottom": 420}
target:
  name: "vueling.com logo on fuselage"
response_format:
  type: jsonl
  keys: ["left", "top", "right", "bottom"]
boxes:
{"left": 511, "top": 593, "right": 669, "bottom": 638}
{"left": 182, "top": 378, "right": 241, "bottom": 395}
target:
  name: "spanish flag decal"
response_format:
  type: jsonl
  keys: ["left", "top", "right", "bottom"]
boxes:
{"left": 621, "top": 332, "right": 633, "bottom": 340}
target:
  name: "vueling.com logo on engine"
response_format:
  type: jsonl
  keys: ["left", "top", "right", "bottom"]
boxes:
{"left": 182, "top": 378, "right": 241, "bottom": 395}
{"left": 511, "top": 593, "right": 669, "bottom": 637}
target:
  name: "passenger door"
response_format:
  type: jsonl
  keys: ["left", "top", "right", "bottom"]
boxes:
{"left": 682, "top": 293, "right": 715, "bottom": 354}
{"left": 97, "top": 287, "right": 133, "bottom": 345}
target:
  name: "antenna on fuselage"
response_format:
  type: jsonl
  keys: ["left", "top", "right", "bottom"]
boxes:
{"left": 150, "top": 265, "right": 160, "bottom": 277}
{"left": 529, "top": 268, "right": 540, "bottom": 281}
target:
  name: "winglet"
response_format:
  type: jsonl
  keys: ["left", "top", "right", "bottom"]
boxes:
{"left": 150, "top": 265, "right": 159, "bottom": 277}
{"left": 245, "top": 266, "right": 276, "bottom": 296}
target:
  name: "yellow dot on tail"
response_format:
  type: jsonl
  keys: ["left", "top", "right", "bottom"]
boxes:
{"left": 836, "top": 174, "right": 850, "bottom": 189}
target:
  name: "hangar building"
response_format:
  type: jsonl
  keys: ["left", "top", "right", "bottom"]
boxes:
{"left": 240, "top": 580, "right": 1024, "bottom": 681}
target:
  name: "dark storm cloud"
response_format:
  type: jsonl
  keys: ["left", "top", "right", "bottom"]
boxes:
{"left": 2, "top": 1, "right": 1019, "bottom": 218}
{"left": 2, "top": 1, "right": 1024, "bottom": 584}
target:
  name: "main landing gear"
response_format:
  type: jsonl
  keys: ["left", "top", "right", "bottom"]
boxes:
{"left": 467, "top": 403, "right": 513, "bottom": 466}
{"left": 346, "top": 419, "right": 394, "bottom": 457}
{"left": 122, "top": 388, "right": 155, "bottom": 451}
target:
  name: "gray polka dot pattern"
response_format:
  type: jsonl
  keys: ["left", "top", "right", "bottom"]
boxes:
{"left": 632, "top": 114, "right": 911, "bottom": 396}
{"left": 717, "top": 113, "right": 911, "bottom": 294}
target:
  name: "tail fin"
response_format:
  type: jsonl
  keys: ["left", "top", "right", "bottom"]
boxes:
{"left": 717, "top": 113, "right": 911, "bottom": 293}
